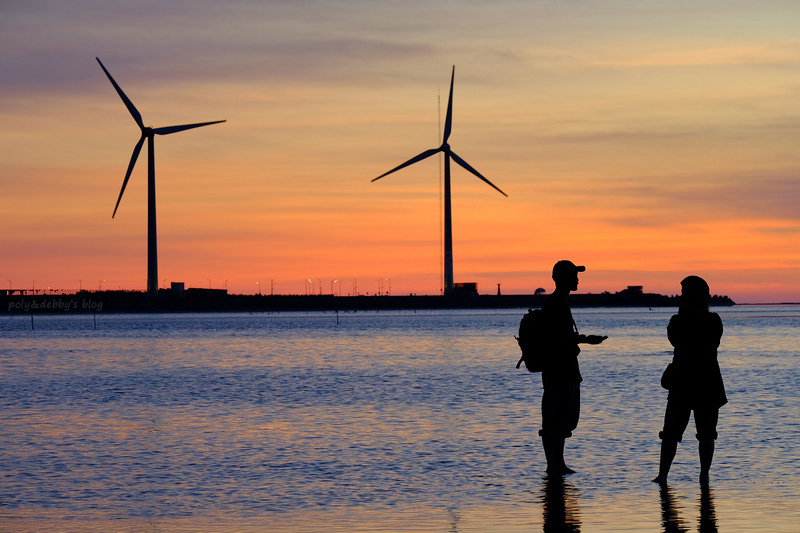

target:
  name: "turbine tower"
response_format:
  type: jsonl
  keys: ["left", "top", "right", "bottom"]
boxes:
{"left": 372, "top": 66, "right": 506, "bottom": 295}
{"left": 97, "top": 58, "right": 225, "bottom": 297}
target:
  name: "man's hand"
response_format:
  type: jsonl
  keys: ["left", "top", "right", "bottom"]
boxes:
{"left": 581, "top": 335, "right": 607, "bottom": 345}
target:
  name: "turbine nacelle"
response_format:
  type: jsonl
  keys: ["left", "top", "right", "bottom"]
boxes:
{"left": 97, "top": 58, "right": 225, "bottom": 218}
{"left": 373, "top": 66, "right": 506, "bottom": 197}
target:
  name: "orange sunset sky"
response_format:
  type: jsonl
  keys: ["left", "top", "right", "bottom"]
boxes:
{"left": 3, "top": 1, "right": 800, "bottom": 302}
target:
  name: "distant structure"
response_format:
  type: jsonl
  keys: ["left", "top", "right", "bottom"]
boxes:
{"left": 497, "top": 283, "right": 501, "bottom": 296}
{"left": 97, "top": 58, "right": 225, "bottom": 297}
{"left": 453, "top": 282, "right": 478, "bottom": 297}
{"left": 0, "top": 285, "right": 736, "bottom": 314}
{"left": 372, "top": 66, "right": 506, "bottom": 296}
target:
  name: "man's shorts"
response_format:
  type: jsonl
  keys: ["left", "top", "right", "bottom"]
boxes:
{"left": 539, "top": 377, "right": 580, "bottom": 439}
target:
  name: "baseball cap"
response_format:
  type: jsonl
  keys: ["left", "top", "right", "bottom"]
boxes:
{"left": 552, "top": 260, "right": 586, "bottom": 280}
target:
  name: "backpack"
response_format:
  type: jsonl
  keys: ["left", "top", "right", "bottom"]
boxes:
{"left": 515, "top": 308, "right": 546, "bottom": 372}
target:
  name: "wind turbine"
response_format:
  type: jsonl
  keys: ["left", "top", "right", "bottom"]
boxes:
{"left": 96, "top": 58, "right": 225, "bottom": 297}
{"left": 372, "top": 66, "right": 507, "bottom": 295}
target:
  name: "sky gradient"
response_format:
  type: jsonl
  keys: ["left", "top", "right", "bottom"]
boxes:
{"left": 3, "top": 1, "right": 800, "bottom": 302}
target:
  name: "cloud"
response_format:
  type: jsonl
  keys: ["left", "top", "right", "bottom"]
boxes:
{"left": 0, "top": 0, "right": 438, "bottom": 99}
{"left": 554, "top": 171, "right": 800, "bottom": 228}
{"left": 590, "top": 41, "right": 800, "bottom": 69}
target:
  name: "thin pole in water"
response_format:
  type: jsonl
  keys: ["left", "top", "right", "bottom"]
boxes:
{"left": 30, "top": 312, "right": 34, "bottom": 330}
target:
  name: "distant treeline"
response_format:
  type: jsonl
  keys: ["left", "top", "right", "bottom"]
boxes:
{"left": 2, "top": 287, "right": 734, "bottom": 314}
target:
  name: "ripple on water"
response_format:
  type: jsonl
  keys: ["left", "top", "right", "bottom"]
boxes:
{"left": 1, "top": 308, "right": 799, "bottom": 531}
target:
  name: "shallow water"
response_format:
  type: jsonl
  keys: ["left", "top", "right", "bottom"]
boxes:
{"left": 1, "top": 306, "right": 799, "bottom": 531}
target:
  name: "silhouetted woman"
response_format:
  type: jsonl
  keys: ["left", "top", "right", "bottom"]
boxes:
{"left": 653, "top": 276, "right": 727, "bottom": 485}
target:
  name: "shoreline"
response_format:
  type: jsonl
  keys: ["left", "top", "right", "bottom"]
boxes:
{"left": 2, "top": 288, "right": 735, "bottom": 314}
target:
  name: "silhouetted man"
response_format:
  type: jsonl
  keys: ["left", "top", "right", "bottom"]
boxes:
{"left": 539, "top": 260, "right": 607, "bottom": 475}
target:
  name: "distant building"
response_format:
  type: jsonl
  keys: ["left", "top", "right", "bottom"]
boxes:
{"left": 453, "top": 282, "right": 478, "bottom": 296}
{"left": 171, "top": 282, "right": 185, "bottom": 293}
{"left": 185, "top": 288, "right": 228, "bottom": 298}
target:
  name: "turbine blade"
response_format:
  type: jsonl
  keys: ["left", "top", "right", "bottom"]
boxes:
{"left": 113, "top": 134, "right": 145, "bottom": 218}
{"left": 442, "top": 66, "right": 455, "bottom": 144}
{"left": 96, "top": 57, "right": 145, "bottom": 130}
{"left": 372, "top": 148, "right": 441, "bottom": 182}
{"left": 152, "top": 120, "right": 226, "bottom": 135}
{"left": 450, "top": 150, "right": 508, "bottom": 197}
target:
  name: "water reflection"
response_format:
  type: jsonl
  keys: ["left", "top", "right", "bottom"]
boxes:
{"left": 448, "top": 509, "right": 460, "bottom": 533}
{"left": 658, "top": 484, "right": 718, "bottom": 533}
{"left": 698, "top": 486, "right": 718, "bottom": 533}
{"left": 659, "top": 484, "right": 689, "bottom": 533}
{"left": 541, "top": 475, "right": 581, "bottom": 532}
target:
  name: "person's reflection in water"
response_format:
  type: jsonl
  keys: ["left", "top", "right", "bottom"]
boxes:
{"left": 657, "top": 483, "right": 718, "bottom": 533}
{"left": 658, "top": 484, "right": 689, "bottom": 533}
{"left": 698, "top": 485, "right": 718, "bottom": 533}
{"left": 541, "top": 475, "right": 581, "bottom": 532}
